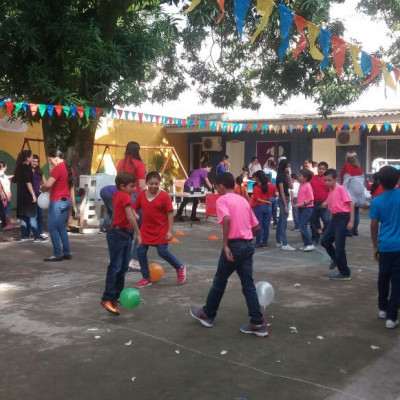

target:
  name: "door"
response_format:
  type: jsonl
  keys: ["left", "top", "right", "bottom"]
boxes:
{"left": 312, "top": 138, "right": 336, "bottom": 169}
{"left": 226, "top": 140, "right": 245, "bottom": 178}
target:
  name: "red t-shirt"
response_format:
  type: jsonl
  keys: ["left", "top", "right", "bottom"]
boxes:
{"left": 250, "top": 184, "right": 277, "bottom": 208}
{"left": 310, "top": 174, "right": 329, "bottom": 202}
{"left": 134, "top": 190, "right": 173, "bottom": 245}
{"left": 366, "top": 182, "right": 384, "bottom": 199}
{"left": 50, "top": 162, "right": 72, "bottom": 201}
{"left": 340, "top": 163, "right": 363, "bottom": 183}
{"left": 116, "top": 157, "right": 146, "bottom": 193}
{"left": 112, "top": 191, "right": 133, "bottom": 230}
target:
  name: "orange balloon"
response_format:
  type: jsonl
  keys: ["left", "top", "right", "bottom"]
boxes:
{"left": 149, "top": 263, "right": 164, "bottom": 282}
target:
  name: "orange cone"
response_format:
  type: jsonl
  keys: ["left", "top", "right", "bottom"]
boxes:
{"left": 175, "top": 231, "right": 185, "bottom": 236}
{"left": 169, "top": 237, "right": 180, "bottom": 243}
{"left": 208, "top": 235, "right": 218, "bottom": 240}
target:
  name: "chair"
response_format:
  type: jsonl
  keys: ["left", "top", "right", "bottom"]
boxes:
{"left": 205, "top": 194, "right": 219, "bottom": 221}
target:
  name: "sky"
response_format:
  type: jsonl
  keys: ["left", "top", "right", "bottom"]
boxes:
{"left": 137, "top": 0, "right": 400, "bottom": 120}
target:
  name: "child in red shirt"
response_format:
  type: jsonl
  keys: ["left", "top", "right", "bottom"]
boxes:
{"left": 133, "top": 171, "right": 186, "bottom": 288}
{"left": 101, "top": 172, "right": 142, "bottom": 315}
{"left": 234, "top": 176, "right": 249, "bottom": 201}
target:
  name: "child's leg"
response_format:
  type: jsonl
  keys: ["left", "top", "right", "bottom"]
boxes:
{"left": 115, "top": 236, "right": 132, "bottom": 298}
{"left": 130, "top": 208, "right": 142, "bottom": 261}
{"left": 292, "top": 197, "right": 299, "bottom": 229}
{"left": 253, "top": 206, "right": 263, "bottom": 245}
{"left": 137, "top": 244, "right": 150, "bottom": 279}
{"left": 156, "top": 244, "right": 182, "bottom": 270}
{"left": 383, "top": 251, "right": 400, "bottom": 322}
{"left": 299, "top": 208, "right": 313, "bottom": 246}
{"left": 378, "top": 252, "right": 391, "bottom": 314}
{"left": 333, "top": 215, "right": 350, "bottom": 276}
{"left": 263, "top": 206, "right": 271, "bottom": 244}
{"left": 36, "top": 203, "right": 44, "bottom": 235}
{"left": 102, "top": 230, "right": 126, "bottom": 301}
{"left": 19, "top": 216, "right": 29, "bottom": 238}
{"left": 203, "top": 248, "right": 236, "bottom": 320}
{"left": 320, "top": 217, "right": 336, "bottom": 260}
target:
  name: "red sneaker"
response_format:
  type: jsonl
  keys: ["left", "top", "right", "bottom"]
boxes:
{"left": 101, "top": 300, "right": 120, "bottom": 315}
{"left": 3, "top": 224, "right": 14, "bottom": 230}
{"left": 177, "top": 265, "right": 186, "bottom": 285}
{"left": 134, "top": 278, "right": 152, "bottom": 289}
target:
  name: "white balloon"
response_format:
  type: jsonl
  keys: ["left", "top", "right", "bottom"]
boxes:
{"left": 255, "top": 281, "right": 275, "bottom": 307}
{"left": 37, "top": 192, "right": 50, "bottom": 209}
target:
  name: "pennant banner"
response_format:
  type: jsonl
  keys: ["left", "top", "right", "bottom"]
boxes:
{"left": 250, "top": 0, "right": 275, "bottom": 44}
{"left": 277, "top": 4, "right": 294, "bottom": 61}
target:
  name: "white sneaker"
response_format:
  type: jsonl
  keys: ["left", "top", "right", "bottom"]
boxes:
{"left": 40, "top": 233, "right": 49, "bottom": 239}
{"left": 303, "top": 245, "right": 315, "bottom": 252}
{"left": 281, "top": 244, "right": 295, "bottom": 251}
{"left": 378, "top": 310, "right": 387, "bottom": 319}
{"left": 275, "top": 243, "right": 282, "bottom": 248}
{"left": 128, "top": 259, "right": 141, "bottom": 272}
{"left": 386, "top": 319, "right": 399, "bottom": 329}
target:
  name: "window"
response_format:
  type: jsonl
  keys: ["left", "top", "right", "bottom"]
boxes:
{"left": 367, "top": 136, "right": 400, "bottom": 173}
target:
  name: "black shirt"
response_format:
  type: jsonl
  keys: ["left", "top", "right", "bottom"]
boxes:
{"left": 276, "top": 171, "right": 289, "bottom": 197}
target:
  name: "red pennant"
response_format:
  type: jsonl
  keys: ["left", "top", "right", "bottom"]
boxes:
{"left": 393, "top": 68, "right": 400, "bottom": 82}
{"left": 354, "top": 124, "right": 361, "bottom": 130}
{"left": 54, "top": 105, "right": 62, "bottom": 116}
{"left": 215, "top": 0, "right": 225, "bottom": 24}
{"left": 138, "top": 113, "right": 143, "bottom": 123}
{"left": 194, "top": 119, "right": 199, "bottom": 126}
{"left": 360, "top": 56, "right": 382, "bottom": 86}
{"left": 155, "top": 115, "right": 160, "bottom": 124}
{"left": 206, "top": 120, "right": 210, "bottom": 128}
{"left": 168, "top": 117, "right": 173, "bottom": 125}
{"left": 76, "top": 106, "right": 84, "bottom": 119}
{"left": 246, "top": 124, "right": 251, "bottom": 133}
{"left": 29, "top": 103, "right": 38, "bottom": 117}
{"left": 116, "top": 109, "right": 123, "bottom": 119}
{"left": 293, "top": 15, "right": 307, "bottom": 60}
{"left": 182, "top": 119, "right": 186, "bottom": 126}
{"left": 96, "top": 107, "right": 103, "bottom": 117}
{"left": 321, "top": 124, "right": 327, "bottom": 132}
{"left": 5, "top": 102, "right": 14, "bottom": 115}
{"left": 337, "top": 124, "right": 343, "bottom": 131}
{"left": 331, "top": 36, "right": 347, "bottom": 77}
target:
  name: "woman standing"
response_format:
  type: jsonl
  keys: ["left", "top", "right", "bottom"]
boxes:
{"left": 116, "top": 141, "right": 146, "bottom": 269}
{"left": 13, "top": 150, "right": 46, "bottom": 242}
{"left": 40, "top": 149, "right": 73, "bottom": 261}
{"left": 31, "top": 154, "right": 48, "bottom": 239}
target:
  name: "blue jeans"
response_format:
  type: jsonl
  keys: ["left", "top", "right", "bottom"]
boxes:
{"left": 321, "top": 213, "right": 350, "bottom": 276}
{"left": 298, "top": 207, "right": 313, "bottom": 246}
{"left": 48, "top": 200, "right": 71, "bottom": 258}
{"left": 131, "top": 193, "right": 141, "bottom": 260}
{"left": 292, "top": 197, "right": 299, "bottom": 229}
{"left": 348, "top": 207, "right": 360, "bottom": 236}
{"left": 5, "top": 201, "right": 12, "bottom": 218}
{"left": 137, "top": 244, "right": 182, "bottom": 279}
{"left": 100, "top": 190, "right": 114, "bottom": 230}
{"left": 310, "top": 201, "right": 330, "bottom": 243}
{"left": 20, "top": 215, "right": 39, "bottom": 239}
{"left": 203, "top": 240, "right": 263, "bottom": 325}
{"left": 0, "top": 201, "right": 6, "bottom": 228}
{"left": 270, "top": 197, "right": 278, "bottom": 225}
{"left": 102, "top": 228, "right": 132, "bottom": 301}
{"left": 378, "top": 251, "right": 400, "bottom": 322}
{"left": 276, "top": 197, "right": 289, "bottom": 246}
{"left": 254, "top": 204, "right": 271, "bottom": 245}
{"left": 36, "top": 202, "right": 44, "bottom": 235}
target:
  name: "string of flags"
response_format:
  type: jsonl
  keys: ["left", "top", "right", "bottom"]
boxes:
{"left": 185, "top": 0, "right": 400, "bottom": 89}
{"left": 0, "top": 100, "right": 399, "bottom": 134}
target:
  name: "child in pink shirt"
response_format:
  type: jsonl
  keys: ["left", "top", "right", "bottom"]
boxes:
{"left": 190, "top": 172, "right": 268, "bottom": 337}
{"left": 321, "top": 169, "right": 354, "bottom": 281}
{"left": 292, "top": 169, "right": 314, "bottom": 251}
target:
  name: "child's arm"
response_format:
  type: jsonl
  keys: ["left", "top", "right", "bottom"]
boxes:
{"left": 370, "top": 218, "right": 379, "bottom": 262}
{"left": 252, "top": 224, "right": 260, "bottom": 237}
{"left": 222, "top": 216, "right": 234, "bottom": 262}
{"left": 125, "top": 206, "right": 142, "bottom": 245}
{"left": 347, "top": 201, "right": 355, "bottom": 232}
{"left": 278, "top": 183, "right": 289, "bottom": 213}
{"left": 27, "top": 182, "right": 37, "bottom": 202}
{"left": 166, "top": 211, "right": 174, "bottom": 241}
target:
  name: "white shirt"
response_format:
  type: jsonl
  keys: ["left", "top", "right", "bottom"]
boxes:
{"left": 248, "top": 163, "right": 262, "bottom": 177}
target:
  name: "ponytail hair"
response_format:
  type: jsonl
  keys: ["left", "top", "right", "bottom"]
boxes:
{"left": 48, "top": 149, "right": 73, "bottom": 188}
{"left": 254, "top": 170, "right": 269, "bottom": 194}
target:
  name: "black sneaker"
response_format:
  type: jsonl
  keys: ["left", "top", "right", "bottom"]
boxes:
{"left": 190, "top": 306, "right": 214, "bottom": 327}
{"left": 190, "top": 216, "right": 200, "bottom": 222}
{"left": 240, "top": 323, "right": 268, "bottom": 337}
{"left": 63, "top": 254, "right": 72, "bottom": 260}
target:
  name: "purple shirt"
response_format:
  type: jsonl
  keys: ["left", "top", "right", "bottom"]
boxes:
{"left": 185, "top": 168, "right": 208, "bottom": 189}
{"left": 33, "top": 172, "right": 42, "bottom": 195}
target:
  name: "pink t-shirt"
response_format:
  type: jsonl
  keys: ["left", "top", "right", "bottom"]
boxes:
{"left": 216, "top": 193, "right": 259, "bottom": 240}
{"left": 297, "top": 182, "right": 314, "bottom": 208}
{"left": 327, "top": 185, "right": 352, "bottom": 214}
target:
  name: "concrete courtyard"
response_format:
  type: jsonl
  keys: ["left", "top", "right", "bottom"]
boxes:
{"left": 1, "top": 212, "right": 399, "bottom": 400}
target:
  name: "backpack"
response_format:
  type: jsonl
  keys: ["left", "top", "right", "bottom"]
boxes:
{"left": 343, "top": 174, "right": 367, "bottom": 207}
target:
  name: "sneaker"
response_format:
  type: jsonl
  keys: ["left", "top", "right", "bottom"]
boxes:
{"left": 98, "top": 228, "right": 107, "bottom": 234}
{"left": 378, "top": 310, "right": 387, "bottom": 319}
{"left": 303, "top": 245, "right": 315, "bottom": 252}
{"left": 177, "top": 265, "right": 186, "bottom": 284}
{"left": 291, "top": 228, "right": 300, "bottom": 232}
{"left": 134, "top": 278, "right": 152, "bottom": 289}
{"left": 101, "top": 300, "right": 120, "bottom": 315}
{"left": 281, "top": 244, "right": 295, "bottom": 251}
{"left": 128, "top": 259, "right": 141, "bottom": 272}
{"left": 19, "top": 237, "right": 33, "bottom": 242}
{"left": 33, "top": 237, "right": 49, "bottom": 243}
{"left": 40, "top": 233, "right": 48, "bottom": 239}
{"left": 63, "top": 254, "right": 72, "bottom": 260}
{"left": 329, "top": 261, "right": 337, "bottom": 270}
{"left": 330, "top": 274, "right": 351, "bottom": 281}
{"left": 3, "top": 223, "right": 14, "bottom": 230}
{"left": 190, "top": 306, "right": 214, "bottom": 328}
{"left": 43, "top": 255, "right": 64, "bottom": 261}
{"left": 261, "top": 243, "right": 268, "bottom": 248}
{"left": 240, "top": 323, "right": 269, "bottom": 337}
{"left": 190, "top": 216, "right": 200, "bottom": 222}
{"left": 275, "top": 243, "right": 282, "bottom": 248}
{"left": 386, "top": 319, "right": 399, "bottom": 329}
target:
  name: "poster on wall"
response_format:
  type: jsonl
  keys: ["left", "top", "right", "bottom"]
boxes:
{"left": 257, "top": 141, "right": 291, "bottom": 167}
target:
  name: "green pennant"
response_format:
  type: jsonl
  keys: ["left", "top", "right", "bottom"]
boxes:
{"left": 84, "top": 107, "right": 90, "bottom": 120}
{"left": 62, "top": 106, "right": 71, "bottom": 118}
{"left": 144, "top": 113, "right": 149, "bottom": 120}
{"left": 124, "top": 110, "right": 130, "bottom": 120}
{"left": 102, "top": 107, "right": 108, "bottom": 116}
{"left": 14, "top": 102, "right": 22, "bottom": 115}
{"left": 38, "top": 104, "right": 47, "bottom": 117}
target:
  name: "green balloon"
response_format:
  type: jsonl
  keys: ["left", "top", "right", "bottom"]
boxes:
{"left": 119, "top": 288, "right": 141, "bottom": 309}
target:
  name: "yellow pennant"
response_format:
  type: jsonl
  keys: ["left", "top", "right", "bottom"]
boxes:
{"left": 380, "top": 61, "right": 396, "bottom": 90}
{"left": 306, "top": 22, "right": 323, "bottom": 61}
{"left": 185, "top": 0, "right": 202, "bottom": 14}
{"left": 375, "top": 124, "right": 382, "bottom": 132}
{"left": 391, "top": 123, "right": 398, "bottom": 132}
{"left": 349, "top": 45, "right": 364, "bottom": 78}
{"left": 250, "top": 0, "right": 276, "bottom": 44}
{"left": 317, "top": 124, "right": 322, "bottom": 132}
{"left": 367, "top": 124, "right": 374, "bottom": 131}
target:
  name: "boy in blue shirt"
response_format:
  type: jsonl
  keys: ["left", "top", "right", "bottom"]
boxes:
{"left": 370, "top": 166, "right": 400, "bottom": 329}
